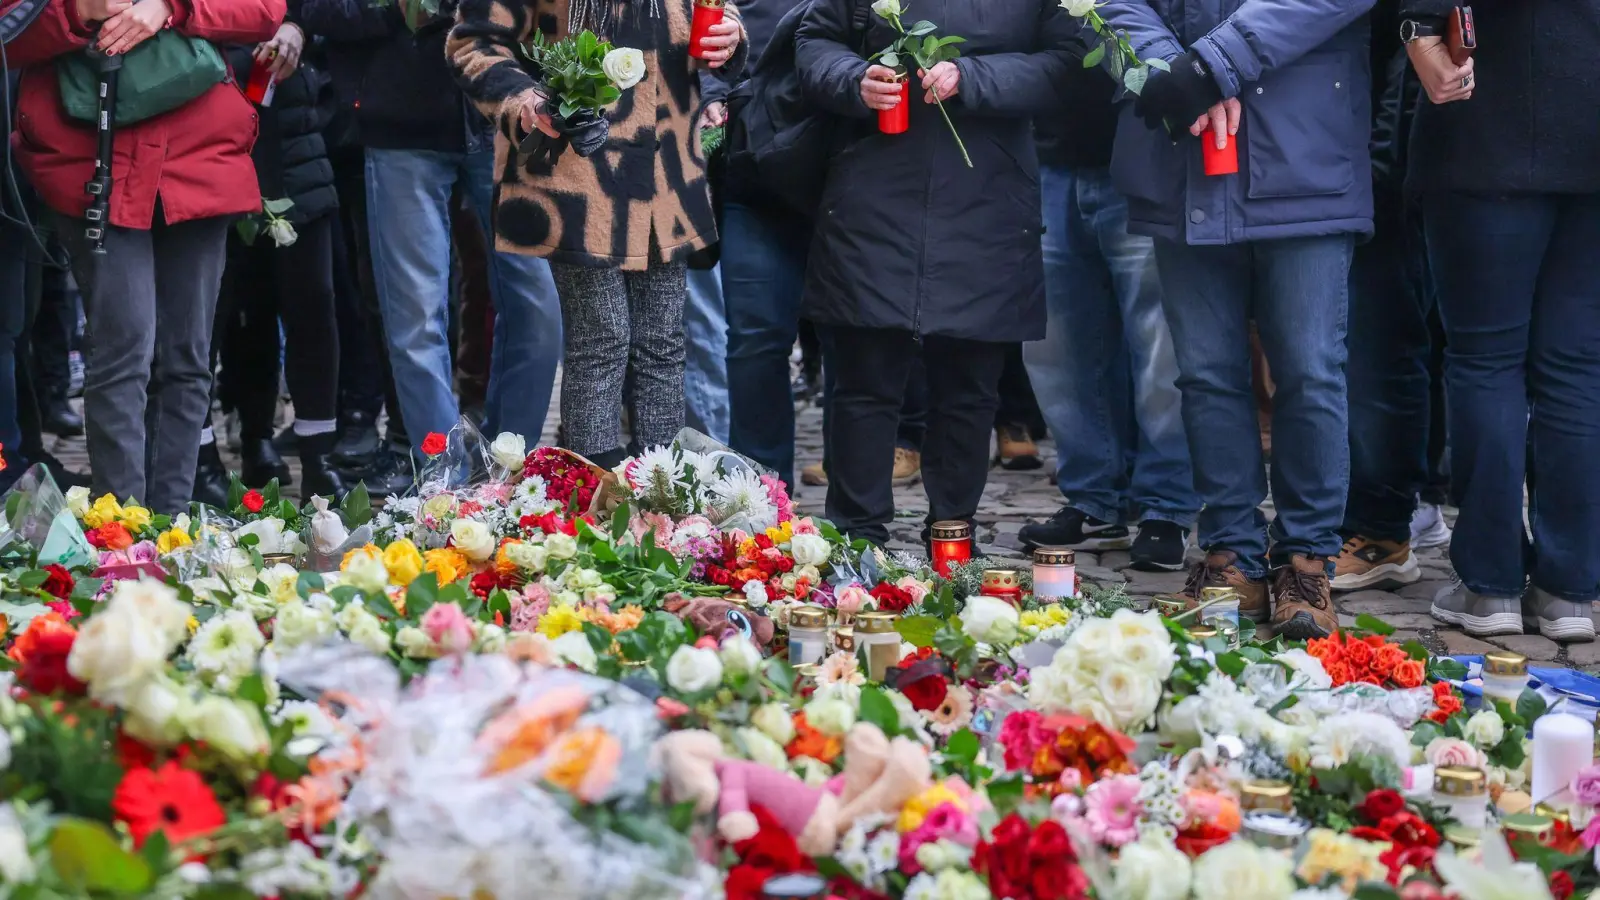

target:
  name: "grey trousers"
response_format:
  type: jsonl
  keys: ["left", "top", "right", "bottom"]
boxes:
{"left": 550, "top": 260, "right": 687, "bottom": 460}
{"left": 62, "top": 215, "right": 229, "bottom": 513}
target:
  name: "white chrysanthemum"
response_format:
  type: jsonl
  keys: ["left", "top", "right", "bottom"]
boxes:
{"left": 866, "top": 831, "right": 900, "bottom": 873}
{"left": 510, "top": 474, "right": 557, "bottom": 518}
{"left": 1309, "top": 711, "right": 1413, "bottom": 771}
{"left": 273, "top": 699, "right": 338, "bottom": 757}
{"left": 625, "top": 446, "right": 685, "bottom": 494}
{"left": 707, "top": 468, "right": 778, "bottom": 531}
{"left": 186, "top": 609, "right": 266, "bottom": 690}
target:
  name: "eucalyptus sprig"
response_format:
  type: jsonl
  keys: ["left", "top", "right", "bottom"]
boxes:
{"left": 869, "top": 0, "right": 972, "bottom": 167}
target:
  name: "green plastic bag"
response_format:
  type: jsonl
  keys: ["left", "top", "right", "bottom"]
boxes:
{"left": 57, "top": 30, "right": 227, "bottom": 125}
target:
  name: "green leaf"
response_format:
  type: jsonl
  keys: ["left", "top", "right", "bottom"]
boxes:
{"left": 1145, "top": 56, "right": 1171, "bottom": 71}
{"left": 1516, "top": 688, "right": 1548, "bottom": 723}
{"left": 226, "top": 475, "right": 246, "bottom": 510}
{"left": 1428, "top": 657, "right": 1468, "bottom": 681}
{"left": 944, "top": 729, "right": 980, "bottom": 766}
{"left": 1267, "top": 693, "right": 1299, "bottom": 716}
{"left": 583, "top": 622, "right": 613, "bottom": 652}
{"left": 235, "top": 217, "right": 261, "bottom": 246}
{"left": 1215, "top": 651, "right": 1247, "bottom": 678}
{"left": 17, "top": 569, "right": 49, "bottom": 589}
{"left": 1351, "top": 883, "right": 1402, "bottom": 900}
{"left": 1354, "top": 613, "right": 1396, "bottom": 636}
{"left": 262, "top": 197, "right": 295, "bottom": 215}
{"left": 615, "top": 630, "right": 650, "bottom": 661}
{"left": 1081, "top": 43, "right": 1106, "bottom": 68}
{"left": 1401, "top": 640, "right": 1431, "bottom": 661}
{"left": 296, "top": 571, "right": 325, "bottom": 599}
{"left": 1493, "top": 698, "right": 1526, "bottom": 729}
{"left": 906, "top": 19, "right": 936, "bottom": 35}
{"left": 880, "top": 50, "right": 901, "bottom": 70}
{"left": 139, "top": 829, "right": 171, "bottom": 873}
{"left": 1410, "top": 720, "right": 1443, "bottom": 747}
{"left": 895, "top": 614, "right": 942, "bottom": 648}
{"left": 236, "top": 673, "right": 270, "bottom": 708}
{"left": 858, "top": 686, "right": 901, "bottom": 736}
{"left": 50, "top": 819, "right": 154, "bottom": 893}
{"left": 405, "top": 573, "right": 440, "bottom": 617}
{"left": 1496, "top": 732, "right": 1526, "bottom": 769}
{"left": 1122, "top": 64, "right": 1147, "bottom": 95}
{"left": 340, "top": 482, "right": 373, "bottom": 527}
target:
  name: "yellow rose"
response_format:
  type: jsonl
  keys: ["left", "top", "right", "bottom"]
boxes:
{"left": 897, "top": 784, "right": 966, "bottom": 833}
{"left": 536, "top": 604, "right": 584, "bottom": 639}
{"left": 83, "top": 494, "right": 124, "bottom": 529}
{"left": 382, "top": 539, "right": 425, "bottom": 586}
{"left": 156, "top": 528, "right": 192, "bottom": 555}
{"left": 1296, "top": 829, "right": 1386, "bottom": 892}
{"left": 423, "top": 547, "right": 470, "bottom": 585}
{"left": 340, "top": 544, "right": 381, "bottom": 571}
{"left": 118, "top": 504, "right": 152, "bottom": 532}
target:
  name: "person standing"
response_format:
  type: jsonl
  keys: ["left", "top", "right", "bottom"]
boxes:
{"left": 1403, "top": 0, "right": 1600, "bottom": 641}
{"left": 1105, "top": 0, "right": 1376, "bottom": 637}
{"left": 447, "top": 0, "right": 746, "bottom": 469}
{"left": 5, "top": 0, "right": 284, "bottom": 513}
{"left": 796, "top": 0, "right": 1075, "bottom": 547}
{"left": 1019, "top": 61, "right": 1198, "bottom": 571}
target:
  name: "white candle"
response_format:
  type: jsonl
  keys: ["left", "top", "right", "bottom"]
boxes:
{"left": 1531, "top": 712, "right": 1594, "bottom": 806}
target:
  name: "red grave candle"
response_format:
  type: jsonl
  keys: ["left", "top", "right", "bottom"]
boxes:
{"left": 929, "top": 520, "right": 971, "bottom": 577}
{"left": 245, "top": 52, "right": 278, "bottom": 107}
{"left": 1202, "top": 131, "right": 1239, "bottom": 176}
{"left": 688, "top": 0, "right": 726, "bottom": 60}
{"left": 878, "top": 77, "right": 910, "bottom": 135}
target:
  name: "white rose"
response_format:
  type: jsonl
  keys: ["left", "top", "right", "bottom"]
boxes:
{"left": 869, "top": 0, "right": 902, "bottom": 18}
{"left": 545, "top": 532, "right": 578, "bottom": 560}
{"left": 666, "top": 645, "right": 723, "bottom": 693}
{"left": 68, "top": 579, "right": 190, "bottom": 704}
{"left": 742, "top": 580, "right": 769, "bottom": 609}
{"left": 1095, "top": 663, "right": 1163, "bottom": 732}
{"left": 273, "top": 599, "right": 338, "bottom": 650}
{"left": 475, "top": 623, "right": 508, "bottom": 653}
{"left": 1464, "top": 709, "right": 1506, "bottom": 750}
{"left": 235, "top": 517, "right": 289, "bottom": 555}
{"left": 959, "top": 595, "right": 1020, "bottom": 644}
{"left": 551, "top": 631, "right": 597, "bottom": 672}
{"left": 804, "top": 696, "right": 856, "bottom": 737}
{"left": 507, "top": 541, "right": 550, "bottom": 573}
{"left": 65, "top": 485, "right": 91, "bottom": 518}
{"left": 582, "top": 585, "right": 618, "bottom": 607}
{"left": 1113, "top": 837, "right": 1191, "bottom": 900}
{"left": 601, "top": 47, "right": 646, "bottom": 91}
{"left": 258, "top": 563, "right": 300, "bottom": 607}
{"left": 184, "top": 695, "right": 270, "bottom": 761}
{"left": 266, "top": 217, "right": 298, "bottom": 247}
{"left": 347, "top": 615, "right": 393, "bottom": 656}
{"left": 1191, "top": 838, "right": 1295, "bottom": 900}
{"left": 789, "top": 533, "right": 831, "bottom": 567}
{"left": 343, "top": 552, "right": 389, "bottom": 594}
{"left": 736, "top": 727, "right": 789, "bottom": 770}
{"left": 489, "top": 432, "right": 527, "bottom": 471}
{"left": 751, "top": 703, "right": 796, "bottom": 744}
{"left": 0, "top": 807, "right": 34, "bottom": 885}
{"left": 1275, "top": 648, "right": 1333, "bottom": 690}
{"left": 123, "top": 674, "right": 192, "bottom": 747}
{"left": 450, "top": 519, "right": 495, "bottom": 562}
{"left": 395, "top": 626, "right": 438, "bottom": 659}
{"left": 1060, "top": 0, "right": 1096, "bottom": 17}
{"left": 720, "top": 636, "right": 763, "bottom": 679}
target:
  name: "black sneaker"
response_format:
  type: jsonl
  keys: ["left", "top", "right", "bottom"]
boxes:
{"left": 356, "top": 443, "right": 416, "bottom": 498}
{"left": 333, "top": 410, "right": 382, "bottom": 471}
{"left": 1129, "top": 520, "right": 1191, "bottom": 572}
{"left": 1018, "top": 506, "right": 1131, "bottom": 551}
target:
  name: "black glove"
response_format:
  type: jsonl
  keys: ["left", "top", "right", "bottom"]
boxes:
{"left": 1134, "top": 50, "right": 1224, "bottom": 132}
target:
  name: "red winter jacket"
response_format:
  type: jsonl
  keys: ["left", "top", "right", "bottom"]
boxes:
{"left": 4, "top": 0, "right": 283, "bottom": 229}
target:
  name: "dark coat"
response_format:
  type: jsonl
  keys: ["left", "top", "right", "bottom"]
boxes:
{"left": 224, "top": 46, "right": 338, "bottom": 225}
{"left": 795, "top": 0, "right": 1074, "bottom": 343}
{"left": 1400, "top": 0, "right": 1600, "bottom": 195}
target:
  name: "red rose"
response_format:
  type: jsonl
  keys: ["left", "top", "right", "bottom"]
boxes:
{"left": 1360, "top": 789, "right": 1406, "bottom": 823}
{"left": 241, "top": 490, "right": 265, "bottom": 513}
{"left": 421, "top": 432, "right": 448, "bottom": 456}
{"left": 776, "top": 556, "right": 794, "bottom": 573}
{"left": 1551, "top": 871, "right": 1576, "bottom": 900}
{"left": 869, "top": 582, "right": 914, "bottom": 613}
{"left": 898, "top": 674, "right": 949, "bottom": 712}
{"left": 469, "top": 570, "right": 502, "bottom": 599}
{"left": 1381, "top": 844, "right": 1437, "bottom": 885}
{"left": 1349, "top": 825, "right": 1393, "bottom": 843}
{"left": 1381, "top": 812, "right": 1439, "bottom": 848}
{"left": 754, "top": 534, "right": 774, "bottom": 550}
{"left": 40, "top": 564, "right": 74, "bottom": 600}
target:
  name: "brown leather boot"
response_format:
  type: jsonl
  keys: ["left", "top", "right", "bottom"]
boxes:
{"left": 1270, "top": 554, "right": 1339, "bottom": 639}
{"left": 1174, "top": 550, "right": 1269, "bottom": 624}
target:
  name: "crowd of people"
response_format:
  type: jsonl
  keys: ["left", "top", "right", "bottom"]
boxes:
{"left": 1, "top": 0, "right": 1595, "bottom": 642}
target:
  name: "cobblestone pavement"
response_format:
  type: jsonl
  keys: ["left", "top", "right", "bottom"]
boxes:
{"left": 43, "top": 392, "right": 1599, "bottom": 668}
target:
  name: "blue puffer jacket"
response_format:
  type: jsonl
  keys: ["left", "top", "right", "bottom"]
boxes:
{"left": 1102, "top": 0, "right": 1377, "bottom": 245}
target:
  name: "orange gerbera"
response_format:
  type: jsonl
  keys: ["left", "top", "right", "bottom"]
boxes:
{"left": 7, "top": 612, "right": 85, "bottom": 695}
{"left": 112, "top": 761, "right": 226, "bottom": 851}
{"left": 786, "top": 713, "right": 841, "bottom": 764}
{"left": 423, "top": 547, "right": 471, "bottom": 584}
{"left": 543, "top": 727, "right": 622, "bottom": 802}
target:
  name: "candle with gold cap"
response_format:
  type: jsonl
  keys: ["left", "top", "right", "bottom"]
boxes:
{"left": 930, "top": 520, "right": 972, "bottom": 577}
{"left": 688, "top": 0, "right": 726, "bottom": 59}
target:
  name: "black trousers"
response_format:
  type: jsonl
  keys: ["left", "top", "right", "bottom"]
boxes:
{"left": 30, "top": 247, "right": 76, "bottom": 408}
{"left": 330, "top": 149, "right": 406, "bottom": 443}
{"left": 216, "top": 214, "right": 340, "bottom": 440}
{"left": 820, "top": 325, "right": 1007, "bottom": 546}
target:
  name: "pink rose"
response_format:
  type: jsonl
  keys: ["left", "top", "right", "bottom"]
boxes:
{"left": 127, "top": 541, "right": 159, "bottom": 564}
{"left": 792, "top": 517, "right": 820, "bottom": 536}
{"left": 421, "top": 601, "right": 475, "bottom": 654}
{"left": 897, "top": 576, "right": 931, "bottom": 605}
{"left": 1425, "top": 737, "right": 1486, "bottom": 770}
{"left": 1571, "top": 765, "right": 1600, "bottom": 806}
{"left": 835, "top": 583, "right": 870, "bottom": 615}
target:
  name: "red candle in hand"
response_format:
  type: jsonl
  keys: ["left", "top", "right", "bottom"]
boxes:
{"left": 1202, "top": 131, "right": 1238, "bottom": 176}
{"left": 688, "top": 0, "right": 726, "bottom": 60}
{"left": 246, "top": 53, "right": 278, "bottom": 106}
{"left": 929, "top": 520, "right": 971, "bottom": 577}
{"left": 878, "top": 78, "right": 909, "bottom": 135}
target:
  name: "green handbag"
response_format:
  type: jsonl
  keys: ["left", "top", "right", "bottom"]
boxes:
{"left": 57, "top": 30, "right": 227, "bottom": 125}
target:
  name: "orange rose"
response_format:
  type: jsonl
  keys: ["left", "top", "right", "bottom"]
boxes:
{"left": 787, "top": 713, "right": 842, "bottom": 764}
{"left": 1344, "top": 638, "right": 1374, "bottom": 668}
{"left": 1306, "top": 637, "right": 1338, "bottom": 661}
{"left": 1323, "top": 658, "right": 1354, "bottom": 686}
{"left": 98, "top": 521, "right": 134, "bottom": 550}
{"left": 1361, "top": 634, "right": 1386, "bottom": 648}
{"left": 544, "top": 727, "right": 622, "bottom": 802}
{"left": 1372, "top": 644, "right": 1407, "bottom": 677}
{"left": 1392, "top": 658, "right": 1426, "bottom": 689}
{"left": 423, "top": 547, "right": 471, "bottom": 584}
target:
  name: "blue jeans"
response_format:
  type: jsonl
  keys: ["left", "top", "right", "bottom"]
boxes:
{"left": 1024, "top": 166, "right": 1197, "bottom": 528}
{"left": 365, "top": 146, "right": 562, "bottom": 448}
{"left": 1344, "top": 199, "right": 1438, "bottom": 543}
{"left": 684, "top": 265, "right": 729, "bottom": 443}
{"left": 1155, "top": 235, "right": 1354, "bottom": 578}
{"left": 1426, "top": 192, "right": 1600, "bottom": 602}
{"left": 722, "top": 201, "right": 811, "bottom": 486}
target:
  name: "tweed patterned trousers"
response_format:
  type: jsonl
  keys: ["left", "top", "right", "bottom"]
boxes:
{"left": 550, "top": 260, "right": 688, "bottom": 460}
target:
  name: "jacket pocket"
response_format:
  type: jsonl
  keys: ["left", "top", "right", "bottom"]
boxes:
{"left": 1109, "top": 109, "right": 1182, "bottom": 206}
{"left": 1244, "top": 59, "right": 1357, "bottom": 200}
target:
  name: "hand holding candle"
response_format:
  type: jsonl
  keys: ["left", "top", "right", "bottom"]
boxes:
{"left": 690, "top": 0, "right": 740, "bottom": 65}
{"left": 1191, "top": 97, "right": 1240, "bottom": 176}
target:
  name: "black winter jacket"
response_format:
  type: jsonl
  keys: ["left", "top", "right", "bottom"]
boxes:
{"left": 1400, "top": 0, "right": 1600, "bottom": 194}
{"left": 225, "top": 45, "right": 338, "bottom": 224}
{"left": 795, "top": 0, "right": 1074, "bottom": 342}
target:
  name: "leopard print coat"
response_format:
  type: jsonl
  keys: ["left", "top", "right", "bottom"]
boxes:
{"left": 448, "top": 0, "right": 744, "bottom": 270}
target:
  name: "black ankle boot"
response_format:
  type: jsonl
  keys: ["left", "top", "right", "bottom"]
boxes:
{"left": 297, "top": 432, "right": 348, "bottom": 501}
{"left": 240, "top": 438, "right": 292, "bottom": 488}
{"left": 193, "top": 442, "right": 230, "bottom": 508}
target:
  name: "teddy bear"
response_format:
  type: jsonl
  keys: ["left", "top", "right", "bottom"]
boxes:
{"left": 653, "top": 722, "right": 931, "bottom": 856}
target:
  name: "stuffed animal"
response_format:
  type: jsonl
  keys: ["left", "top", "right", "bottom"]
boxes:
{"left": 653, "top": 722, "right": 931, "bottom": 856}
{"left": 663, "top": 595, "right": 778, "bottom": 648}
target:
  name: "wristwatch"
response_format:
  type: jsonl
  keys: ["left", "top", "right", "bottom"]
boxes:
{"left": 1399, "top": 18, "right": 1445, "bottom": 42}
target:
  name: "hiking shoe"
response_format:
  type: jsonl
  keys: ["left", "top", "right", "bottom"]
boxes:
{"left": 1019, "top": 506, "right": 1131, "bottom": 551}
{"left": 1129, "top": 520, "right": 1190, "bottom": 572}
{"left": 1524, "top": 585, "right": 1596, "bottom": 643}
{"left": 1270, "top": 555, "right": 1338, "bottom": 640}
{"left": 1430, "top": 578, "right": 1522, "bottom": 637}
{"left": 995, "top": 424, "right": 1042, "bottom": 471}
{"left": 1331, "top": 536, "right": 1422, "bottom": 592}
{"left": 892, "top": 447, "right": 922, "bottom": 486}
{"left": 1174, "top": 550, "right": 1270, "bottom": 624}
{"left": 1410, "top": 502, "right": 1452, "bottom": 550}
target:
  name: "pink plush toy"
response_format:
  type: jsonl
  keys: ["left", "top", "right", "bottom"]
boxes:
{"left": 654, "top": 723, "right": 931, "bottom": 856}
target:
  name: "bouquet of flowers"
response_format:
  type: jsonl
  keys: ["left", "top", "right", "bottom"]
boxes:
{"left": 519, "top": 30, "right": 645, "bottom": 164}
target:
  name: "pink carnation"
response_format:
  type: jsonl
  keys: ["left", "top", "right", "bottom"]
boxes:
{"left": 511, "top": 582, "right": 552, "bottom": 632}
{"left": 761, "top": 473, "right": 794, "bottom": 524}
{"left": 998, "top": 710, "right": 1053, "bottom": 771}
{"left": 791, "top": 517, "right": 820, "bottom": 536}
{"left": 421, "top": 601, "right": 474, "bottom": 654}
{"left": 898, "top": 802, "right": 978, "bottom": 874}
{"left": 1574, "top": 765, "right": 1600, "bottom": 807}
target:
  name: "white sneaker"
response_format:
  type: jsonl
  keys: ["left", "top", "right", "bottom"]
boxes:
{"left": 1410, "top": 502, "right": 1452, "bottom": 550}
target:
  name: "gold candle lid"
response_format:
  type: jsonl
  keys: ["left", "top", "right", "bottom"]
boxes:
{"left": 857, "top": 611, "right": 898, "bottom": 634}
{"left": 833, "top": 626, "right": 855, "bottom": 652}
{"left": 930, "top": 520, "right": 971, "bottom": 541}
{"left": 981, "top": 569, "right": 1022, "bottom": 591}
{"left": 1199, "top": 586, "right": 1240, "bottom": 604}
{"left": 1434, "top": 766, "right": 1487, "bottom": 797}
{"left": 1186, "top": 624, "right": 1220, "bottom": 640}
{"left": 790, "top": 606, "right": 828, "bottom": 629}
{"left": 1501, "top": 814, "right": 1553, "bottom": 839}
{"left": 1443, "top": 825, "right": 1481, "bottom": 850}
{"left": 1483, "top": 651, "right": 1528, "bottom": 677}
{"left": 695, "top": 0, "right": 726, "bottom": 8}
{"left": 1239, "top": 780, "right": 1293, "bottom": 813}
{"left": 1155, "top": 597, "right": 1186, "bottom": 617}
{"left": 793, "top": 663, "right": 820, "bottom": 680}
{"left": 1535, "top": 803, "right": 1572, "bottom": 825}
{"left": 1032, "top": 547, "right": 1076, "bottom": 566}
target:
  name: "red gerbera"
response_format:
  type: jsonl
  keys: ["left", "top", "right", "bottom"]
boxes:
{"left": 39, "top": 564, "right": 75, "bottom": 600}
{"left": 7, "top": 612, "right": 86, "bottom": 695}
{"left": 112, "top": 761, "right": 227, "bottom": 851}
{"left": 241, "top": 490, "right": 266, "bottom": 514}
{"left": 421, "top": 432, "right": 448, "bottom": 456}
